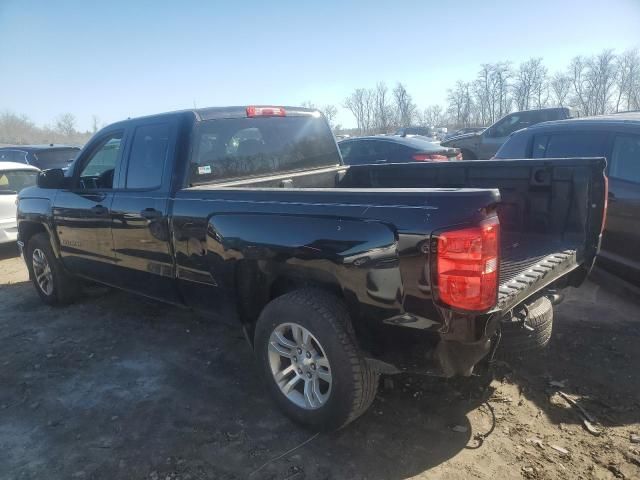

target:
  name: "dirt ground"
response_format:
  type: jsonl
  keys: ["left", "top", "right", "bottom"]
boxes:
{"left": 1, "top": 243, "right": 639, "bottom": 480}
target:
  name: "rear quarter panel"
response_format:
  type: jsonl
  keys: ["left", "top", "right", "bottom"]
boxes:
{"left": 170, "top": 187, "right": 501, "bottom": 331}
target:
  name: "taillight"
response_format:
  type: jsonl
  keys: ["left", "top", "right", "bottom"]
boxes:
{"left": 601, "top": 174, "right": 608, "bottom": 234}
{"left": 435, "top": 217, "right": 500, "bottom": 312}
{"left": 413, "top": 153, "right": 449, "bottom": 162}
{"left": 246, "top": 106, "right": 286, "bottom": 117}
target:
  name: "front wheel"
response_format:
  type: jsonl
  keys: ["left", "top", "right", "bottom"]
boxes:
{"left": 26, "top": 233, "right": 79, "bottom": 306}
{"left": 254, "top": 289, "right": 378, "bottom": 431}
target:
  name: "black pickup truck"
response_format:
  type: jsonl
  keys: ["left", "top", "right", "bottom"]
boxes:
{"left": 17, "top": 106, "right": 607, "bottom": 430}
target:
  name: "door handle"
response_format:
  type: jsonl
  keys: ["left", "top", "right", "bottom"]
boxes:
{"left": 140, "top": 208, "right": 162, "bottom": 219}
{"left": 91, "top": 205, "right": 108, "bottom": 215}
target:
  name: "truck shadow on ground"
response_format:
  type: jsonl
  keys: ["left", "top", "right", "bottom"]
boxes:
{"left": 2, "top": 276, "right": 638, "bottom": 479}
{"left": 495, "top": 279, "right": 640, "bottom": 432}
{"left": 0, "top": 283, "right": 495, "bottom": 480}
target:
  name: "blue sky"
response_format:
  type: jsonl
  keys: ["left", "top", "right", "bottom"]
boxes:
{"left": 1, "top": 0, "right": 639, "bottom": 130}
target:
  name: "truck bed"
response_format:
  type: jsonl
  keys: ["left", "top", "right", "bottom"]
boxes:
{"left": 183, "top": 157, "right": 606, "bottom": 318}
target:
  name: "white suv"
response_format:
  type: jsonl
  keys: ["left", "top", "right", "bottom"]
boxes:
{"left": 0, "top": 162, "right": 39, "bottom": 244}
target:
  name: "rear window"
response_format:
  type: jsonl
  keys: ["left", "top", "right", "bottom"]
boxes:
{"left": 495, "top": 131, "right": 530, "bottom": 158}
{"left": 0, "top": 170, "right": 38, "bottom": 193}
{"left": 0, "top": 150, "right": 28, "bottom": 164}
{"left": 33, "top": 148, "right": 80, "bottom": 169}
{"left": 190, "top": 116, "right": 340, "bottom": 184}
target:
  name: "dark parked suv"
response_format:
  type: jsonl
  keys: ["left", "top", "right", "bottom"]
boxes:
{"left": 0, "top": 145, "right": 81, "bottom": 170}
{"left": 495, "top": 112, "right": 640, "bottom": 284}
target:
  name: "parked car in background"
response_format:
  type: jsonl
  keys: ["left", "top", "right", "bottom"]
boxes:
{"left": 0, "top": 162, "right": 39, "bottom": 244}
{"left": 394, "top": 126, "right": 435, "bottom": 138}
{"left": 0, "top": 145, "right": 81, "bottom": 170}
{"left": 441, "top": 108, "right": 573, "bottom": 159}
{"left": 338, "top": 135, "right": 461, "bottom": 165}
{"left": 494, "top": 112, "right": 640, "bottom": 284}
{"left": 444, "top": 127, "right": 486, "bottom": 140}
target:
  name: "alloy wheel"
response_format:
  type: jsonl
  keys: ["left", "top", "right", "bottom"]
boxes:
{"left": 267, "top": 322, "right": 332, "bottom": 410}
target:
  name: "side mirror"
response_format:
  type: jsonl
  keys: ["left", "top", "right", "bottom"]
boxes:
{"left": 37, "top": 168, "right": 67, "bottom": 189}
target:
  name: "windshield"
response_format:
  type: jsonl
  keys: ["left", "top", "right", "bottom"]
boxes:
{"left": 190, "top": 115, "right": 341, "bottom": 184}
{"left": 33, "top": 148, "right": 80, "bottom": 169}
{"left": 0, "top": 169, "right": 38, "bottom": 193}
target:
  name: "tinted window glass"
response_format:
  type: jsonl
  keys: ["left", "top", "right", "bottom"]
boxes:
{"left": 191, "top": 116, "right": 340, "bottom": 184}
{"left": 495, "top": 131, "right": 530, "bottom": 158}
{"left": 544, "top": 132, "right": 608, "bottom": 158}
{"left": 532, "top": 135, "right": 550, "bottom": 158}
{"left": 493, "top": 114, "right": 526, "bottom": 137}
{"left": 33, "top": 148, "right": 80, "bottom": 169}
{"left": 0, "top": 170, "right": 38, "bottom": 193}
{"left": 0, "top": 150, "right": 28, "bottom": 164}
{"left": 341, "top": 140, "right": 392, "bottom": 165}
{"left": 610, "top": 134, "right": 640, "bottom": 183}
{"left": 338, "top": 142, "right": 353, "bottom": 161}
{"left": 79, "top": 133, "right": 123, "bottom": 189}
{"left": 126, "top": 123, "right": 170, "bottom": 189}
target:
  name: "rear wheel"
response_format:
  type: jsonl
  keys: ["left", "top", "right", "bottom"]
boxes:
{"left": 26, "top": 233, "right": 79, "bottom": 306}
{"left": 254, "top": 289, "right": 378, "bottom": 431}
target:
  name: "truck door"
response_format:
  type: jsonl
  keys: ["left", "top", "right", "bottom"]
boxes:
{"left": 54, "top": 131, "right": 124, "bottom": 282}
{"left": 109, "top": 119, "right": 181, "bottom": 303}
{"left": 603, "top": 133, "right": 640, "bottom": 282}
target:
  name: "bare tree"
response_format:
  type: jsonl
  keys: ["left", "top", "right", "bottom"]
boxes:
{"left": 421, "top": 105, "right": 445, "bottom": 126}
{"left": 512, "top": 58, "right": 548, "bottom": 110}
{"left": 550, "top": 73, "right": 572, "bottom": 107}
{"left": 587, "top": 49, "right": 617, "bottom": 115}
{"left": 321, "top": 104, "right": 338, "bottom": 129}
{"left": 393, "top": 83, "right": 417, "bottom": 127}
{"left": 1, "top": 111, "right": 92, "bottom": 145}
{"left": 569, "top": 56, "right": 592, "bottom": 115}
{"left": 91, "top": 115, "right": 101, "bottom": 134}
{"left": 344, "top": 88, "right": 375, "bottom": 135}
{"left": 447, "top": 81, "right": 474, "bottom": 127}
{"left": 615, "top": 48, "right": 640, "bottom": 112}
{"left": 372, "top": 82, "right": 394, "bottom": 133}
{"left": 55, "top": 113, "right": 76, "bottom": 137}
{"left": 569, "top": 50, "right": 618, "bottom": 116}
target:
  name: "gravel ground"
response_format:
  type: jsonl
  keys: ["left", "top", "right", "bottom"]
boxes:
{"left": 1, "top": 243, "right": 639, "bottom": 480}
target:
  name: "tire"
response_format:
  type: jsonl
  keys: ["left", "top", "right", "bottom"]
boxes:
{"left": 254, "top": 288, "right": 378, "bottom": 431}
{"left": 497, "top": 296, "right": 553, "bottom": 359}
{"left": 25, "top": 232, "right": 79, "bottom": 306}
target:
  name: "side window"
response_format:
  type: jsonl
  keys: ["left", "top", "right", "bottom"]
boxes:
{"left": 493, "top": 114, "right": 524, "bottom": 137}
{"left": 544, "top": 132, "right": 607, "bottom": 158}
{"left": 338, "top": 142, "right": 353, "bottom": 161}
{"left": 532, "top": 135, "right": 549, "bottom": 158}
{"left": 367, "top": 141, "right": 391, "bottom": 160}
{"left": 495, "top": 131, "right": 531, "bottom": 159}
{"left": 610, "top": 134, "right": 640, "bottom": 183}
{"left": 126, "top": 123, "right": 170, "bottom": 189}
{"left": 79, "top": 133, "right": 123, "bottom": 189}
